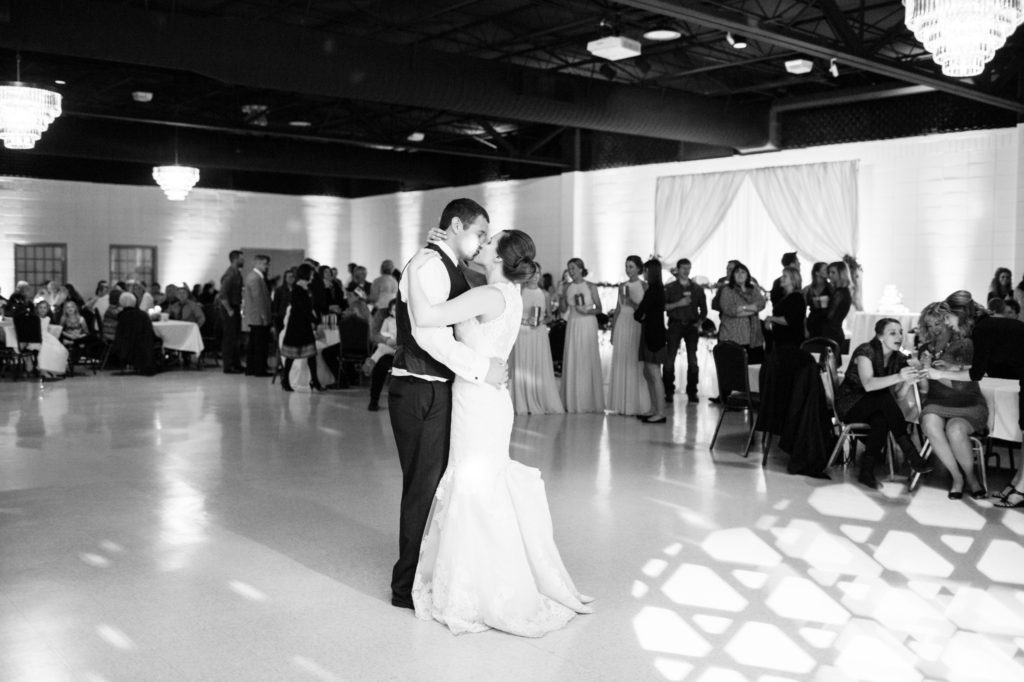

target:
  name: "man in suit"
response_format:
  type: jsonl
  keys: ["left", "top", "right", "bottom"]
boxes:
{"left": 242, "top": 254, "right": 272, "bottom": 377}
{"left": 218, "top": 249, "right": 245, "bottom": 374}
{"left": 387, "top": 198, "right": 508, "bottom": 610}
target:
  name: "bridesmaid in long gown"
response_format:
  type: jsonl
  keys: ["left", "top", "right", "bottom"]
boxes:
{"left": 511, "top": 265, "right": 564, "bottom": 414}
{"left": 559, "top": 258, "right": 604, "bottom": 413}
{"left": 607, "top": 255, "right": 650, "bottom": 415}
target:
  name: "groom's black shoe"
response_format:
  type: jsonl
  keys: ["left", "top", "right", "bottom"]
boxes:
{"left": 391, "top": 594, "right": 414, "bottom": 610}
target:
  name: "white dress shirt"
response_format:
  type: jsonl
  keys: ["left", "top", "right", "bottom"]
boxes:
{"left": 391, "top": 242, "right": 489, "bottom": 384}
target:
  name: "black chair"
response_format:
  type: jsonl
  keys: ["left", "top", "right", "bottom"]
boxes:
{"left": 12, "top": 315, "right": 42, "bottom": 379}
{"left": 801, "top": 337, "right": 841, "bottom": 372}
{"left": 710, "top": 340, "right": 762, "bottom": 457}
{"left": 339, "top": 316, "right": 370, "bottom": 386}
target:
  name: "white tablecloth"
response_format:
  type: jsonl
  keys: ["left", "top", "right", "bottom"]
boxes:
{"left": 152, "top": 320, "right": 204, "bottom": 354}
{"left": 849, "top": 312, "right": 920, "bottom": 353}
{"left": 980, "top": 377, "right": 1022, "bottom": 443}
{"left": 1, "top": 319, "right": 62, "bottom": 349}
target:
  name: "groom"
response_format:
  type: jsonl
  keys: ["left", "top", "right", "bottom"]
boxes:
{"left": 388, "top": 198, "right": 508, "bottom": 610}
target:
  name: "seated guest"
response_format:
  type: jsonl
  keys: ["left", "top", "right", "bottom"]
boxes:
{"left": 168, "top": 286, "right": 207, "bottom": 367}
{"left": 163, "top": 283, "right": 179, "bottom": 309}
{"left": 102, "top": 296, "right": 123, "bottom": 343}
{"left": 315, "top": 265, "right": 346, "bottom": 316}
{"left": 916, "top": 302, "right": 989, "bottom": 500}
{"left": 365, "top": 298, "right": 397, "bottom": 411}
{"left": 114, "top": 292, "right": 159, "bottom": 375}
{"left": 59, "top": 300, "right": 100, "bottom": 366}
{"left": 988, "top": 298, "right": 1011, "bottom": 317}
{"left": 988, "top": 267, "right": 1014, "bottom": 304}
{"left": 280, "top": 264, "right": 324, "bottom": 392}
{"left": 346, "top": 265, "right": 372, "bottom": 299}
{"left": 717, "top": 261, "right": 766, "bottom": 364}
{"left": 823, "top": 261, "right": 853, "bottom": 360}
{"left": 150, "top": 282, "right": 167, "bottom": 308}
{"left": 766, "top": 266, "right": 806, "bottom": 348}
{"left": 85, "top": 280, "right": 111, "bottom": 319}
{"left": 128, "top": 280, "right": 154, "bottom": 312}
{"left": 804, "top": 261, "right": 833, "bottom": 339}
{"left": 836, "top": 318, "right": 931, "bottom": 490}
{"left": 199, "top": 282, "right": 217, "bottom": 305}
{"left": 1007, "top": 298, "right": 1022, "bottom": 320}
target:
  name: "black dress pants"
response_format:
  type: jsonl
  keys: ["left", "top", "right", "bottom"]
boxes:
{"left": 220, "top": 309, "right": 242, "bottom": 371}
{"left": 388, "top": 376, "right": 452, "bottom": 602}
{"left": 370, "top": 355, "right": 394, "bottom": 404}
{"left": 246, "top": 325, "right": 270, "bottom": 374}
{"left": 841, "top": 390, "right": 907, "bottom": 466}
{"left": 663, "top": 321, "right": 699, "bottom": 397}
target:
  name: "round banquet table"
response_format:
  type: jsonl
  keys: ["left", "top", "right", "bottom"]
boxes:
{"left": 152, "top": 320, "right": 205, "bottom": 355}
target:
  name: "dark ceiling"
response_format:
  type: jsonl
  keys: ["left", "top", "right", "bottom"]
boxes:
{"left": 0, "top": 0, "right": 1021, "bottom": 197}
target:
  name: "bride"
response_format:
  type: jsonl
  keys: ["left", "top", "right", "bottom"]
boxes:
{"left": 408, "top": 228, "right": 592, "bottom": 637}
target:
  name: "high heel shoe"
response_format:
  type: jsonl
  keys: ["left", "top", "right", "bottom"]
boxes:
{"left": 995, "top": 488, "right": 1024, "bottom": 508}
{"left": 992, "top": 484, "right": 1016, "bottom": 501}
{"left": 969, "top": 487, "right": 988, "bottom": 500}
{"left": 947, "top": 486, "right": 964, "bottom": 500}
{"left": 281, "top": 381, "right": 294, "bottom": 393}
{"left": 310, "top": 380, "right": 325, "bottom": 392}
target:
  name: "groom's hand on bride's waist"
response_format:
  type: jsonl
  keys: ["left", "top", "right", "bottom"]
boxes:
{"left": 484, "top": 357, "right": 508, "bottom": 387}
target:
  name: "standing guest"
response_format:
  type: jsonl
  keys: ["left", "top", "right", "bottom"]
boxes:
{"left": 272, "top": 268, "right": 296, "bottom": 336}
{"left": 766, "top": 267, "right": 807, "bottom": 348}
{"left": 710, "top": 260, "right": 738, "bottom": 313}
{"left": 607, "top": 256, "right": 649, "bottom": 416}
{"left": 511, "top": 265, "right": 564, "bottom": 415}
{"left": 365, "top": 298, "right": 398, "bottom": 412}
{"left": 717, "top": 261, "right": 766, "bottom": 364}
{"left": 988, "top": 267, "right": 1014, "bottom": 304}
{"left": 370, "top": 259, "right": 399, "bottom": 311}
{"left": 634, "top": 259, "right": 668, "bottom": 423}
{"left": 664, "top": 258, "right": 707, "bottom": 404}
{"left": 168, "top": 285, "right": 207, "bottom": 367}
{"left": 218, "top": 249, "right": 245, "bottom": 374}
{"left": 279, "top": 264, "right": 324, "bottom": 392}
{"left": 1015, "top": 274, "right": 1024, "bottom": 323}
{"left": 559, "top": 257, "right": 604, "bottom": 413}
{"left": 347, "top": 265, "right": 372, "bottom": 299}
{"left": 242, "top": 254, "right": 273, "bottom": 377}
{"left": 836, "top": 318, "right": 931, "bottom": 490}
{"left": 916, "top": 301, "right": 989, "bottom": 499}
{"left": 823, "top": 261, "right": 853, "bottom": 359}
{"left": 769, "top": 252, "right": 801, "bottom": 307}
{"left": 804, "top": 262, "right": 833, "bottom": 338}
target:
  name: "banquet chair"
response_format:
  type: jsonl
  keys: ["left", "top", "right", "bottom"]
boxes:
{"left": 709, "top": 341, "right": 763, "bottom": 458}
{"left": 800, "top": 337, "right": 840, "bottom": 373}
{"left": 12, "top": 315, "right": 42, "bottom": 380}
{"left": 821, "top": 347, "right": 898, "bottom": 480}
{"left": 907, "top": 432, "right": 989, "bottom": 494}
{"left": 339, "top": 316, "right": 370, "bottom": 387}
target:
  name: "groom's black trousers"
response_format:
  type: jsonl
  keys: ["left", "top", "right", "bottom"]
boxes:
{"left": 388, "top": 375, "right": 453, "bottom": 602}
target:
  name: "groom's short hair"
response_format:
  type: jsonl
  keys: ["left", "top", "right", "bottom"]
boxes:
{"left": 438, "top": 198, "right": 490, "bottom": 231}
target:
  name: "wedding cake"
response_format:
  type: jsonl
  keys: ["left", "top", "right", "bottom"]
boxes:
{"left": 876, "top": 284, "right": 909, "bottom": 314}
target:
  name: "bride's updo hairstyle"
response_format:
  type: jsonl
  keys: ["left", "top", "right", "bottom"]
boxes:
{"left": 497, "top": 229, "right": 538, "bottom": 284}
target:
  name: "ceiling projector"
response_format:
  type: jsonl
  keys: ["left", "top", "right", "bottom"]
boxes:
{"left": 587, "top": 36, "right": 642, "bottom": 61}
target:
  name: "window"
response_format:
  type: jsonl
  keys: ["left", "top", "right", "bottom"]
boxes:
{"left": 14, "top": 243, "right": 67, "bottom": 289}
{"left": 110, "top": 245, "right": 157, "bottom": 285}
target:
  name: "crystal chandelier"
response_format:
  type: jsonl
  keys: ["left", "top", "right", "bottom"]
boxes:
{"left": 905, "top": 0, "right": 1024, "bottom": 78}
{"left": 0, "top": 54, "right": 63, "bottom": 150}
{"left": 152, "top": 165, "right": 200, "bottom": 201}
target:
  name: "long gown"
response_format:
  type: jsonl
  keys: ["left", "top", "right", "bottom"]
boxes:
{"left": 412, "top": 282, "right": 591, "bottom": 637}
{"left": 607, "top": 280, "right": 650, "bottom": 415}
{"left": 511, "top": 287, "right": 564, "bottom": 415}
{"left": 561, "top": 281, "right": 605, "bottom": 413}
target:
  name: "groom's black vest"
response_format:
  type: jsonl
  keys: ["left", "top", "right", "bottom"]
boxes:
{"left": 392, "top": 243, "right": 471, "bottom": 381}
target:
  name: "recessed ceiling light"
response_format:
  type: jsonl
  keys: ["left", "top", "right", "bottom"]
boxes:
{"left": 587, "top": 36, "right": 642, "bottom": 61}
{"left": 406, "top": 131, "right": 425, "bottom": 142}
{"left": 288, "top": 120, "right": 311, "bottom": 127}
{"left": 643, "top": 27, "right": 681, "bottom": 41}
{"left": 785, "top": 58, "right": 814, "bottom": 75}
{"left": 132, "top": 90, "right": 153, "bottom": 103}
{"left": 54, "top": 79, "right": 66, "bottom": 85}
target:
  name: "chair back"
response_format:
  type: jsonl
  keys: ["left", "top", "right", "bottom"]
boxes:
{"left": 340, "top": 316, "right": 371, "bottom": 356}
{"left": 801, "top": 336, "right": 840, "bottom": 359}
{"left": 12, "top": 315, "right": 43, "bottom": 344}
{"left": 819, "top": 347, "right": 841, "bottom": 421}
{"left": 713, "top": 340, "right": 751, "bottom": 401}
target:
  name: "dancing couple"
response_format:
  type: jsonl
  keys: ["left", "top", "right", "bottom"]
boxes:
{"left": 387, "top": 198, "right": 592, "bottom": 637}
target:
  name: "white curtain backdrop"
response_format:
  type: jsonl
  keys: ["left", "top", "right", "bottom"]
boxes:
{"left": 654, "top": 161, "right": 859, "bottom": 269}
{"left": 654, "top": 170, "right": 747, "bottom": 265}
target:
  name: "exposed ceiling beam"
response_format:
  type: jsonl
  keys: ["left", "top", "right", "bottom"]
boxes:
{"left": 611, "top": 0, "right": 1024, "bottom": 113}
{"left": 816, "top": 0, "right": 864, "bottom": 54}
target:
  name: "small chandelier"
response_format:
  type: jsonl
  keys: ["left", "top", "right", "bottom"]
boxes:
{"left": 905, "top": 0, "right": 1024, "bottom": 78}
{"left": 152, "top": 164, "right": 200, "bottom": 201}
{"left": 0, "top": 54, "right": 63, "bottom": 150}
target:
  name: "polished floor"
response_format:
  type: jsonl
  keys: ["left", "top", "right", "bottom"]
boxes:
{"left": 2, "top": 370, "right": 1023, "bottom": 682}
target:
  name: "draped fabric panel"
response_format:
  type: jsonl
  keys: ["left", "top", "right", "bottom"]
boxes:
{"left": 747, "top": 161, "right": 858, "bottom": 262}
{"left": 654, "top": 171, "right": 748, "bottom": 266}
{"left": 654, "top": 161, "right": 858, "bottom": 267}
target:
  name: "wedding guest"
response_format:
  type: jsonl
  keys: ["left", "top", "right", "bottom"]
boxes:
{"left": 836, "top": 318, "right": 930, "bottom": 490}
{"left": 370, "top": 259, "right": 399, "bottom": 310}
{"left": 717, "top": 261, "right": 766, "bottom": 364}
{"left": 218, "top": 249, "right": 245, "bottom": 374}
{"left": 988, "top": 267, "right": 1014, "bottom": 303}
{"left": 59, "top": 300, "right": 99, "bottom": 366}
{"left": 128, "top": 280, "right": 154, "bottom": 311}
{"left": 168, "top": 286, "right": 206, "bottom": 368}
{"left": 804, "top": 262, "right": 833, "bottom": 338}
{"left": 1015, "top": 274, "right": 1024, "bottom": 322}
{"left": 607, "top": 255, "right": 649, "bottom": 416}
{"left": 150, "top": 282, "right": 166, "bottom": 307}
{"left": 347, "top": 265, "right": 372, "bottom": 299}
{"left": 272, "top": 268, "right": 296, "bottom": 335}
{"left": 280, "top": 263, "right": 324, "bottom": 392}
{"left": 634, "top": 259, "right": 667, "bottom": 423}
{"left": 315, "top": 265, "right": 346, "bottom": 316}
{"left": 824, "top": 260, "right": 853, "bottom": 359}
{"left": 101, "top": 294, "right": 123, "bottom": 343}
{"left": 664, "top": 258, "right": 707, "bottom": 403}
{"left": 32, "top": 300, "right": 69, "bottom": 378}
{"left": 199, "top": 282, "right": 217, "bottom": 305}
{"left": 365, "top": 298, "right": 398, "bottom": 412}
{"left": 559, "top": 257, "right": 604, "bottom": 413}
{"left": 766, "top": 267, "right": 806, "bottom": 348}
{"left": 114, "top": 292, "right": 159, "bottom": 376}
{"left": 769, "top": 252, "right": 800, "bottom": 307}
{"left": 511, "top": 265, "right": 564, "bottom": 415}
{"left": 242, "top": 254, "right": 272, "bottom": 377}
{"left": 916, "top": 302, "right": 988, "bottom": 500}
{"left": 87, "top": 280, "right": 111, "bottom": 319}
{"left": 710, "top": 259, "right": 738, "bottom": 313}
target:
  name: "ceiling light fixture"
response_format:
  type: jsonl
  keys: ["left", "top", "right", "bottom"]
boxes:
{"left": 726, "top": 32, "right": 748, "bottom": 49}
{"left": 288, "top": 120, "right": 311, "bottom": 128}
{"left": 152, "top": 165, "right": 199, "bottom": 201}
{"left": 132, "top": 90, "right": 153, "bottom": 103}
{"left": 829, "top": 58, "right": 839, "bottom": 78}
{"left": 0, "top": 54, "right": 63, "bottom": 150}
{"left": 642, "top": 26, "right": 681, "bottom": 41}
{"left": 785, "top": 58, "right": 814, "bottom": 75}
{"left": 587, "top": 35, "right": 642, "bottom": 61}
{"left": 406, "top": 131, "right": 425, "bottom": 142}
{"left": 905, "top": 0, "right": 1024, "bottom": 77}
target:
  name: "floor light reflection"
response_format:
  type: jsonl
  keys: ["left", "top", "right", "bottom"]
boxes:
{"left": 808, "top": 484, "right": 884, "bottom": 522}
{"left": 977, "top": 539, "right": 1024, "bottom": 584}
{"left": 633, "top": 606, "right": 712, "bottom": 657}
{"left": 96, "top": 624, "right": 135, "bottom": 651}
{"left": 764, "top": 576, "right": 850, "bottom": 625}
{"left": 661, "top": 564, "right": 748, "bottom": 612}
{"left": 702, "top": 528, "right": 782, "bottom": 567}
{"left": 873, "top": 531, "right": 954, "bottom": 577}
{"left": 724, "top": 622, "right": 815, "bottom": 674}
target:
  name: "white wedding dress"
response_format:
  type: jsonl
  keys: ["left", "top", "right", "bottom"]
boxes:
{"left": 412, "top": 281, "right": 592, "bottom": 637}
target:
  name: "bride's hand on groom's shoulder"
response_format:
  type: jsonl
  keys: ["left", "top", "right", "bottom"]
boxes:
{"left": 426, "top": 227, "right": 446, "bottom": 243}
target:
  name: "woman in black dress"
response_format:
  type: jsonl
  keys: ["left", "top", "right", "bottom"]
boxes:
{"left": 823, "top": 261, "right": 853, "bottom": 359}
{"left": 280, "top": 264, "right": 324, "bottom": 392}
{"left": 634, "top": 259, "right": 667, "bottom": 423}
{"left": 804, "top": 261, "right": 833, "bottom": 338}
{"left": 766, "top": 267, "right": 807, "bottom": 348}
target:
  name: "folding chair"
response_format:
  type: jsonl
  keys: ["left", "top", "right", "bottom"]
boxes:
{"left": 709, "top": 341, "right": 762, "bottom": 458}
